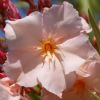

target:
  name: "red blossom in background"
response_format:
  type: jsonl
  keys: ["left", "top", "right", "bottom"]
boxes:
{"left": 0, "top": 72, "right": 6, "bottom": 78}
{"left": 0, "top": 0, "right": 21, "bottom": 29}
{"left": 0, "top": 50, "right": 7, "bottom": 65}
{"left": 7, "top": 0, "right": 21, "bottom": 20}
{"left": 20, "top": 0, "right": 52, "bottom": 14}
{"left": 38, "top": 0, "right": 52, "bottom": 11}
{"left": 0, "top": 49, "right": 7, "bottom": 78}
{"left": 20, "top": 0, "right": 38, "bottom": 14}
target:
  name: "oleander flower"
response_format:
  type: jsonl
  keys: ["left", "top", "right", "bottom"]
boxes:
{"left": 42, "top": 60, "right": 100, "bottom": 100}
{"left": 3, "top": 1, "right": 97, "bottom": 97}
{"left": 38, "top": 0, "right": 52, "bottom": 11}
{"left": 0, "top": 77, "right": 32, "bottom": 100}
{"left": 0, "top": 77, "right": 20, "bottom": 100}
{"left": 0, "top": 86, "right": 19, "bottom": 100}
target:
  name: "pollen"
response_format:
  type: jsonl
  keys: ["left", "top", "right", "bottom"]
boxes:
{"left": 38, "top": 38, "right": 57, "bottom": 57}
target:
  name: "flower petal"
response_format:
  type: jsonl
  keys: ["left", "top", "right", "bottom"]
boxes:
{"left": 58, "top": 34, "right": 99, "bottom": 59}
{"left": 43, "top": 4, "right": 63, "bottom": 33}
{"left": 43, "top": 2, "right": 82, "bottom": 41}
{"left": 76, "top": 60, "right": 97, "bottom": 77}
{"left": 0, "top": 83, "right": 20, "bottom": 100}
{"left": 4, "top": 12, "right": 42, "bottom": 49}
{"left": 4, "top": 24, "right": 16, "bottom": 40}
{"left": 42, "top": 72, "right": 77, "bottom": 100}
{"left": 38, "top": 55, "right": 66, "bottom": 97}
{"left": 4, "top": 51, "right": 42, "bottom": 82}
{"left": 60, "top": 51, "right": 86, "bottom": 74}
{"left": 3, "top": 60, "right": 23, "bottom": 80}
{"left": 17, "top": 65, "right": 41, "bottom": 87}
{"left": 80, "top": 17, "right": 92, "bottom": 33}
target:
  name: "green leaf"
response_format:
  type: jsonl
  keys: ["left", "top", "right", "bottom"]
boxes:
{"left": 28, "top": 85, "right": 41, "bottom": 100}
{"left": 76, "top": 0, "right": 90, "bottom": 15}
{"left": 91, "top": 92, "right": 100, "bottom": 100}
{"left": 28, "top": 91, "right": 41, "bottom": 100}
{"left": 88, "top": 9, "right": 100, "bottom": 53}
{"left": 90, "top": 0, "right": 100, "bottom": 13}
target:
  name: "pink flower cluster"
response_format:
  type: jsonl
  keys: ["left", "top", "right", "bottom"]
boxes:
{"left": 0, "top": 0, "right": 21, "bottom": 28}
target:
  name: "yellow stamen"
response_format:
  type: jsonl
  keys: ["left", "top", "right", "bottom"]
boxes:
{"left": 37, "top": 38, "right": 57, "bottom": 58}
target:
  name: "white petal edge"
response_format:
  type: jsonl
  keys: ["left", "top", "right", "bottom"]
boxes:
{"left": 4, "top": 23, "right": 16, "bottom": 40}
{"left": 81, "top": 17, "right": 92, "bottom": 33}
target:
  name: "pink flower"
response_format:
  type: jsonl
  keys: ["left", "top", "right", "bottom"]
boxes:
{"left": 42, "top": 60, "right": 100, "bottom": 100}
{"left": 0, "top": 77, "right": 20, "bottom": 100}
{"left": 3, "top": 1, "right": 97, "bottom": 97}
{"left": 0, "top": 77, "right": 32, "bottom": 99}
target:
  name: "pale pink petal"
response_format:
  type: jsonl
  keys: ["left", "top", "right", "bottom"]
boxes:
{"left": 0, "top": 77, "right": 15, "bottom": 87}
{"left": 58, "top": 34, "right": 99, "bottom": 59}
{"left": 43, "top": 2, "right": 82, "bottom": 40}
{"left": 81, "top": 17, "right": 92, "bottom": 33}
{"left": 4, "top": 12, "right": 42, "bottom": 49}
{"left": 59, "top": 51, "right": 86, "bottom": 74}
{"left": 16, "top": 55, "right": 66, "bottom": 96}
{"left": 8, "top": 49, "right": 42, "bottom": 72}
{"left": 4, "top": 12, "right": 44, "bottom": 81}
{"left": 85, "top": 62, "right": 100, "bottom": 93}
{"left": 8, "top": 95, "right": 20, "bottom": 100}
{"left": 43, "top": 4, "right": 63, "bottom": 33}
{"left": 4, "top": 24, "right": 16, "bottom": 40}
{"left": 17, "top": 65, "right": 41, "bottom": 87}
{"left": 3, "top": 45, "right": 43, "bottom": 80}
{"left": 3, "top": 60, "right": 23, "bottom": 80}
{"left": 38, "top": 55, "right": 66, "bottom": 97}
{"left": 76, "top": 60, "right": 97, "bottom": 77}
{"left": 3, "top": 51, "right": 43, "bottom": 85}
{"left": 0, "top": 84, "right": 20, "bottom": 100}
{"left": 42, "top": 72, "right": 77, "bottom": 100}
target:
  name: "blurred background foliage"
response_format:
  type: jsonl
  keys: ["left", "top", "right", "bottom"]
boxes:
{"left": 0, "top": 0, "right": 100, "bottom": 100}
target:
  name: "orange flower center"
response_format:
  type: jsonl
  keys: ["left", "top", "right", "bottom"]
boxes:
{"left": 44, "top": 42, "right": 55, "bottom": 53}
{"left": 37, "top": 38, "right": 57, "bottom": 58}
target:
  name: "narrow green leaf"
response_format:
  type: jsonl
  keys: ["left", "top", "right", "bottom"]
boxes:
{"left": 76, "top": 0, "right": 91, "bottom": 15}
{"left": 88, "top": 9, "right": 100, "bottom": 53}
